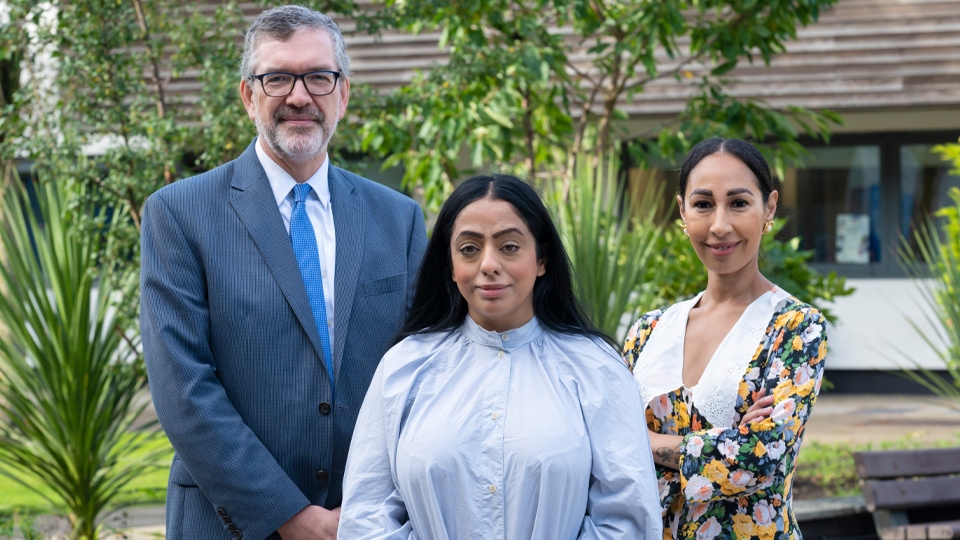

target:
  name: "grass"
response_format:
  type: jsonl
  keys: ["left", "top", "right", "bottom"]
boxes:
{"left": 0, "top": 434, "right": 173, "bottom": 517}
{"left": 795, "top": 432, "right": 960, "bottom": 497}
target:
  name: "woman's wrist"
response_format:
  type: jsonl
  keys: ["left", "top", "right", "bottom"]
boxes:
{"left": 649, "top": 431, "right": 683, "bottom": 470}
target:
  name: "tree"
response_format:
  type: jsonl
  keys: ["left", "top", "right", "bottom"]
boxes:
{"left": 0, "top": 0, "right": 258, "bottom": 318}
{"left": 0, "top": 178, "right": 165, "bottom": 540}
{"left": 352, "top": 0, "right": 843, "bottom": 209}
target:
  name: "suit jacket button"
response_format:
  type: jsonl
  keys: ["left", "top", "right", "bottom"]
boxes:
{"left": 232, "top": 530, "right": 243, "bottom": 539}
{"left": 227, "top": 524, "right": 238, "bottom": 532}
{"left": 217, "top": 508, "right": 227, "bottom": 517}
{"left": 318, "top": 402, "right": 331, "bottom": 415}
{"left": 316, "top": 469, "right": 329, "bottom": 482}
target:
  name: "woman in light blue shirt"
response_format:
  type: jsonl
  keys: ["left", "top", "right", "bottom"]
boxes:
{"left": 339, "top": 174, "right": 662, "bottom": 540}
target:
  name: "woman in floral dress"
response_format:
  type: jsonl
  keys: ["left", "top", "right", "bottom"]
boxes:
{"left": 622, "top": 138, "right": 827, "bottom": 540}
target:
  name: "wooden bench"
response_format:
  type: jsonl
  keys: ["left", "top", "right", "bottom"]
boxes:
{"left": 855, "top": 447, "right": 960, "bottom": 540}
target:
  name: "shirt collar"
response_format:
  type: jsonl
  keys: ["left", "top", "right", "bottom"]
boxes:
{"left": 461, "top": 315, "right": 542, "bottom": 349}
{"left": 256, "top": 138, "right": 331, "bottom": 209}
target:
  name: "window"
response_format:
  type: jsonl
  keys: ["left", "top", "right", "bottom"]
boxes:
{"left": 778, "top": 146, "right": 882, "bottom": 264}
{"left": 900, "top": 144, "right": 960, "bottom": 257}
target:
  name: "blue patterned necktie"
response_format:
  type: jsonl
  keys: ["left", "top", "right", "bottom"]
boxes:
{"left": 290, "top": 183, "right": 334, "bottom": 393}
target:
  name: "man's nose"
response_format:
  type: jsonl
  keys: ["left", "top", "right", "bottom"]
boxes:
{"left": 286, "top": 78, "right": 313, "bottom": 107}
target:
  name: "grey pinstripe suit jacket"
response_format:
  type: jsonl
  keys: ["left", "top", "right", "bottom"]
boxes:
{"left": 140, "top": 140, "right": 427, "bottom": 540}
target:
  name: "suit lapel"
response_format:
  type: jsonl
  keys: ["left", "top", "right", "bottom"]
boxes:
{"left": 330, "top": 166, "right": 362, "bottom": 383}
{"left": 228, "top": 142, "right": 327, "bottom": 365}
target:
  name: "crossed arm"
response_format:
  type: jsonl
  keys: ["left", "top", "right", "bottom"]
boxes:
{"left": 648, "top": 388, "right": 775, "bottom": 470}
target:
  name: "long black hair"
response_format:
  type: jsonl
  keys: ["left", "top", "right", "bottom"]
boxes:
{"left": 678, "top": 138, "right": 776, "bottom": 202}
{"left": 396, "top": 174, "right": 613, "bottom": 347}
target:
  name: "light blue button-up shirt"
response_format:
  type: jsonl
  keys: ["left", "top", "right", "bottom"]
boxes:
{"left": 339, "top": 316, "right": 662, "bottom": 540}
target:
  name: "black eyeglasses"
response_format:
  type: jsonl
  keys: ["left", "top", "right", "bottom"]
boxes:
{"left": 249, "top": 70, "right": 342, "bottom": 97}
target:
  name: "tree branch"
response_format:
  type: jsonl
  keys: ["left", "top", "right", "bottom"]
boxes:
{"left": 131, "top": 0, "right": 167, "bottom": 119}
{"left": 131, "top": 0, "right": 173, "bottom": 185}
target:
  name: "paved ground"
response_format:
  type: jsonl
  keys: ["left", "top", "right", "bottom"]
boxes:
{"left": 804, "top": 393, "right": 960, "bottom": 445}
{"left": 79, "top": 393, "right": 960, "bottom": 539}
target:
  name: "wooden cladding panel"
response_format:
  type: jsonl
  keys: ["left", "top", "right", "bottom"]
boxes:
{"left": 153, "top": 0, "right": 960, "bottom": 120}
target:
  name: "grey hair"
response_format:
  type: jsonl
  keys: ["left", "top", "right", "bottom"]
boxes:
{"left": 240, "top": 5, "right": 351, "bottom": 81}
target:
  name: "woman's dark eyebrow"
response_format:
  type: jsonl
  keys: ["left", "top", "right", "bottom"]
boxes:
{"left": 455, "top": 227, "right": 525, "bottom": 240}
{"left": 454, "top": 230, "right": 484, "bottom": 240}
{"left": 689, "top": 187, "right": 756, "bottom": 197}
{"left": 727, "top": 187, "right": 756, "bottom": 197}
{"left": 493, "top": 228, "right": 524, "bottom": 239}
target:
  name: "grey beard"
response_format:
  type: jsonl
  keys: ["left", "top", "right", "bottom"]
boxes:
{"left": 255, "top": 109, "right": 338, "bottom": 165}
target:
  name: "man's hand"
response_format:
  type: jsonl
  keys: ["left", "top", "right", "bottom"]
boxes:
{"left": 277, "top": 505, "right": 340, "bottom": 540}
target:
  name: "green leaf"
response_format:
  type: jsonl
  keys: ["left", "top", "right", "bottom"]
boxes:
{"left": 0, "top": 175, "right": 165, "bottom": 540}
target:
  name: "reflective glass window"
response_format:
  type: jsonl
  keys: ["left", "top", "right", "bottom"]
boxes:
{"left": 900, "top": 144, "right": 960, "bottom": 257}
{"left": 778, "top": 146, "right": 882, "bottom": 264}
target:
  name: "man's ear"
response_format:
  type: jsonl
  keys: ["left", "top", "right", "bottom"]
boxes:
{"left": 240, "top": 79, "right": 257, "bottom": 121}
{"left": 337, "top": 76, "right": 351, "bottom": 121}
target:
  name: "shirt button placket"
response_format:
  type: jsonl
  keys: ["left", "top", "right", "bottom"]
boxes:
{"left": 495, "top": 344, "right": 508, "bottom": 536}
{"left": 482, "top": 343, "right": 507, "bottom": 535}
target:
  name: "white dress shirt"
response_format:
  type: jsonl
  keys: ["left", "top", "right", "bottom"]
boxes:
{"left": 256, "top": 140, "right": 337, "bottom": 346}
{"left": 339, "top": 316, "right": 663, "bottom": 540}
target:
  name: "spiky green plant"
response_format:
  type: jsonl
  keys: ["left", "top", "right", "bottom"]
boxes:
{"left": 547, "top": 153, "right": 668, "bottom": 342}
{"left": 0, "top": 175, "right": 164, "bottom": 540}
{"left": 897, "top": 187, "right": 960, "bottom": 410}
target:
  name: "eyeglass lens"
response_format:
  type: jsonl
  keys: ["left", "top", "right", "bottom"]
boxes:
{"left": 261, "top": 72, "right": 337, "bottom": 97}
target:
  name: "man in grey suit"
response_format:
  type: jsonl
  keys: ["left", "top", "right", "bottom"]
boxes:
{"left": 140, "top": 6, "right": 427, "bottom": 539}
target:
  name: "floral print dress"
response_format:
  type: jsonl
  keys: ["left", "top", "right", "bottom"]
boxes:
{"left": 622, "top": 287, "right": 827, "bottom": 540}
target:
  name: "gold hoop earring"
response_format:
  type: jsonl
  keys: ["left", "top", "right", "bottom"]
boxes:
{"left": 763, "top": 219, "right": 774, "bottom": 235}
{"left": 681, "top": 222, "right": 689, "bottom": 236}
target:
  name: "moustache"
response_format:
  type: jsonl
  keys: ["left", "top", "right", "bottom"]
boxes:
{"left": 274, "top": 106, "right": 324, "bottom": 124}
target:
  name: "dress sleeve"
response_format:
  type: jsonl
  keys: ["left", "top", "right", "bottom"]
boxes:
{"left": 577, "top": 346, "right": 664, "bottom": 540}
{"left": 622, "top": 311, "right": 661, "bottom": 371}
{"left": 677, "top": 305, "right": 827, "bottom": 504}
{"left": 338, "top": 363, "right": 416, "bottom": 540}
{"left": 621, "top": 311, "right": 679, "bottom": 516}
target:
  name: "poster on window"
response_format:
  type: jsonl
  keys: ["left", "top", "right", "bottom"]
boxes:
{"left": 836, "top": 214, "right": 870, "bottom": 264}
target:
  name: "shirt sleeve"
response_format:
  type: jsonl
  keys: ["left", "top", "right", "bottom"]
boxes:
{"left": 338, "top": 362, "right": 416, "bottom": 540}
{"left": 677, "top": 305, "right": 827, "bottom": 504}
{"left": 577, "top": 345, "right": 664, "bottom": 540}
